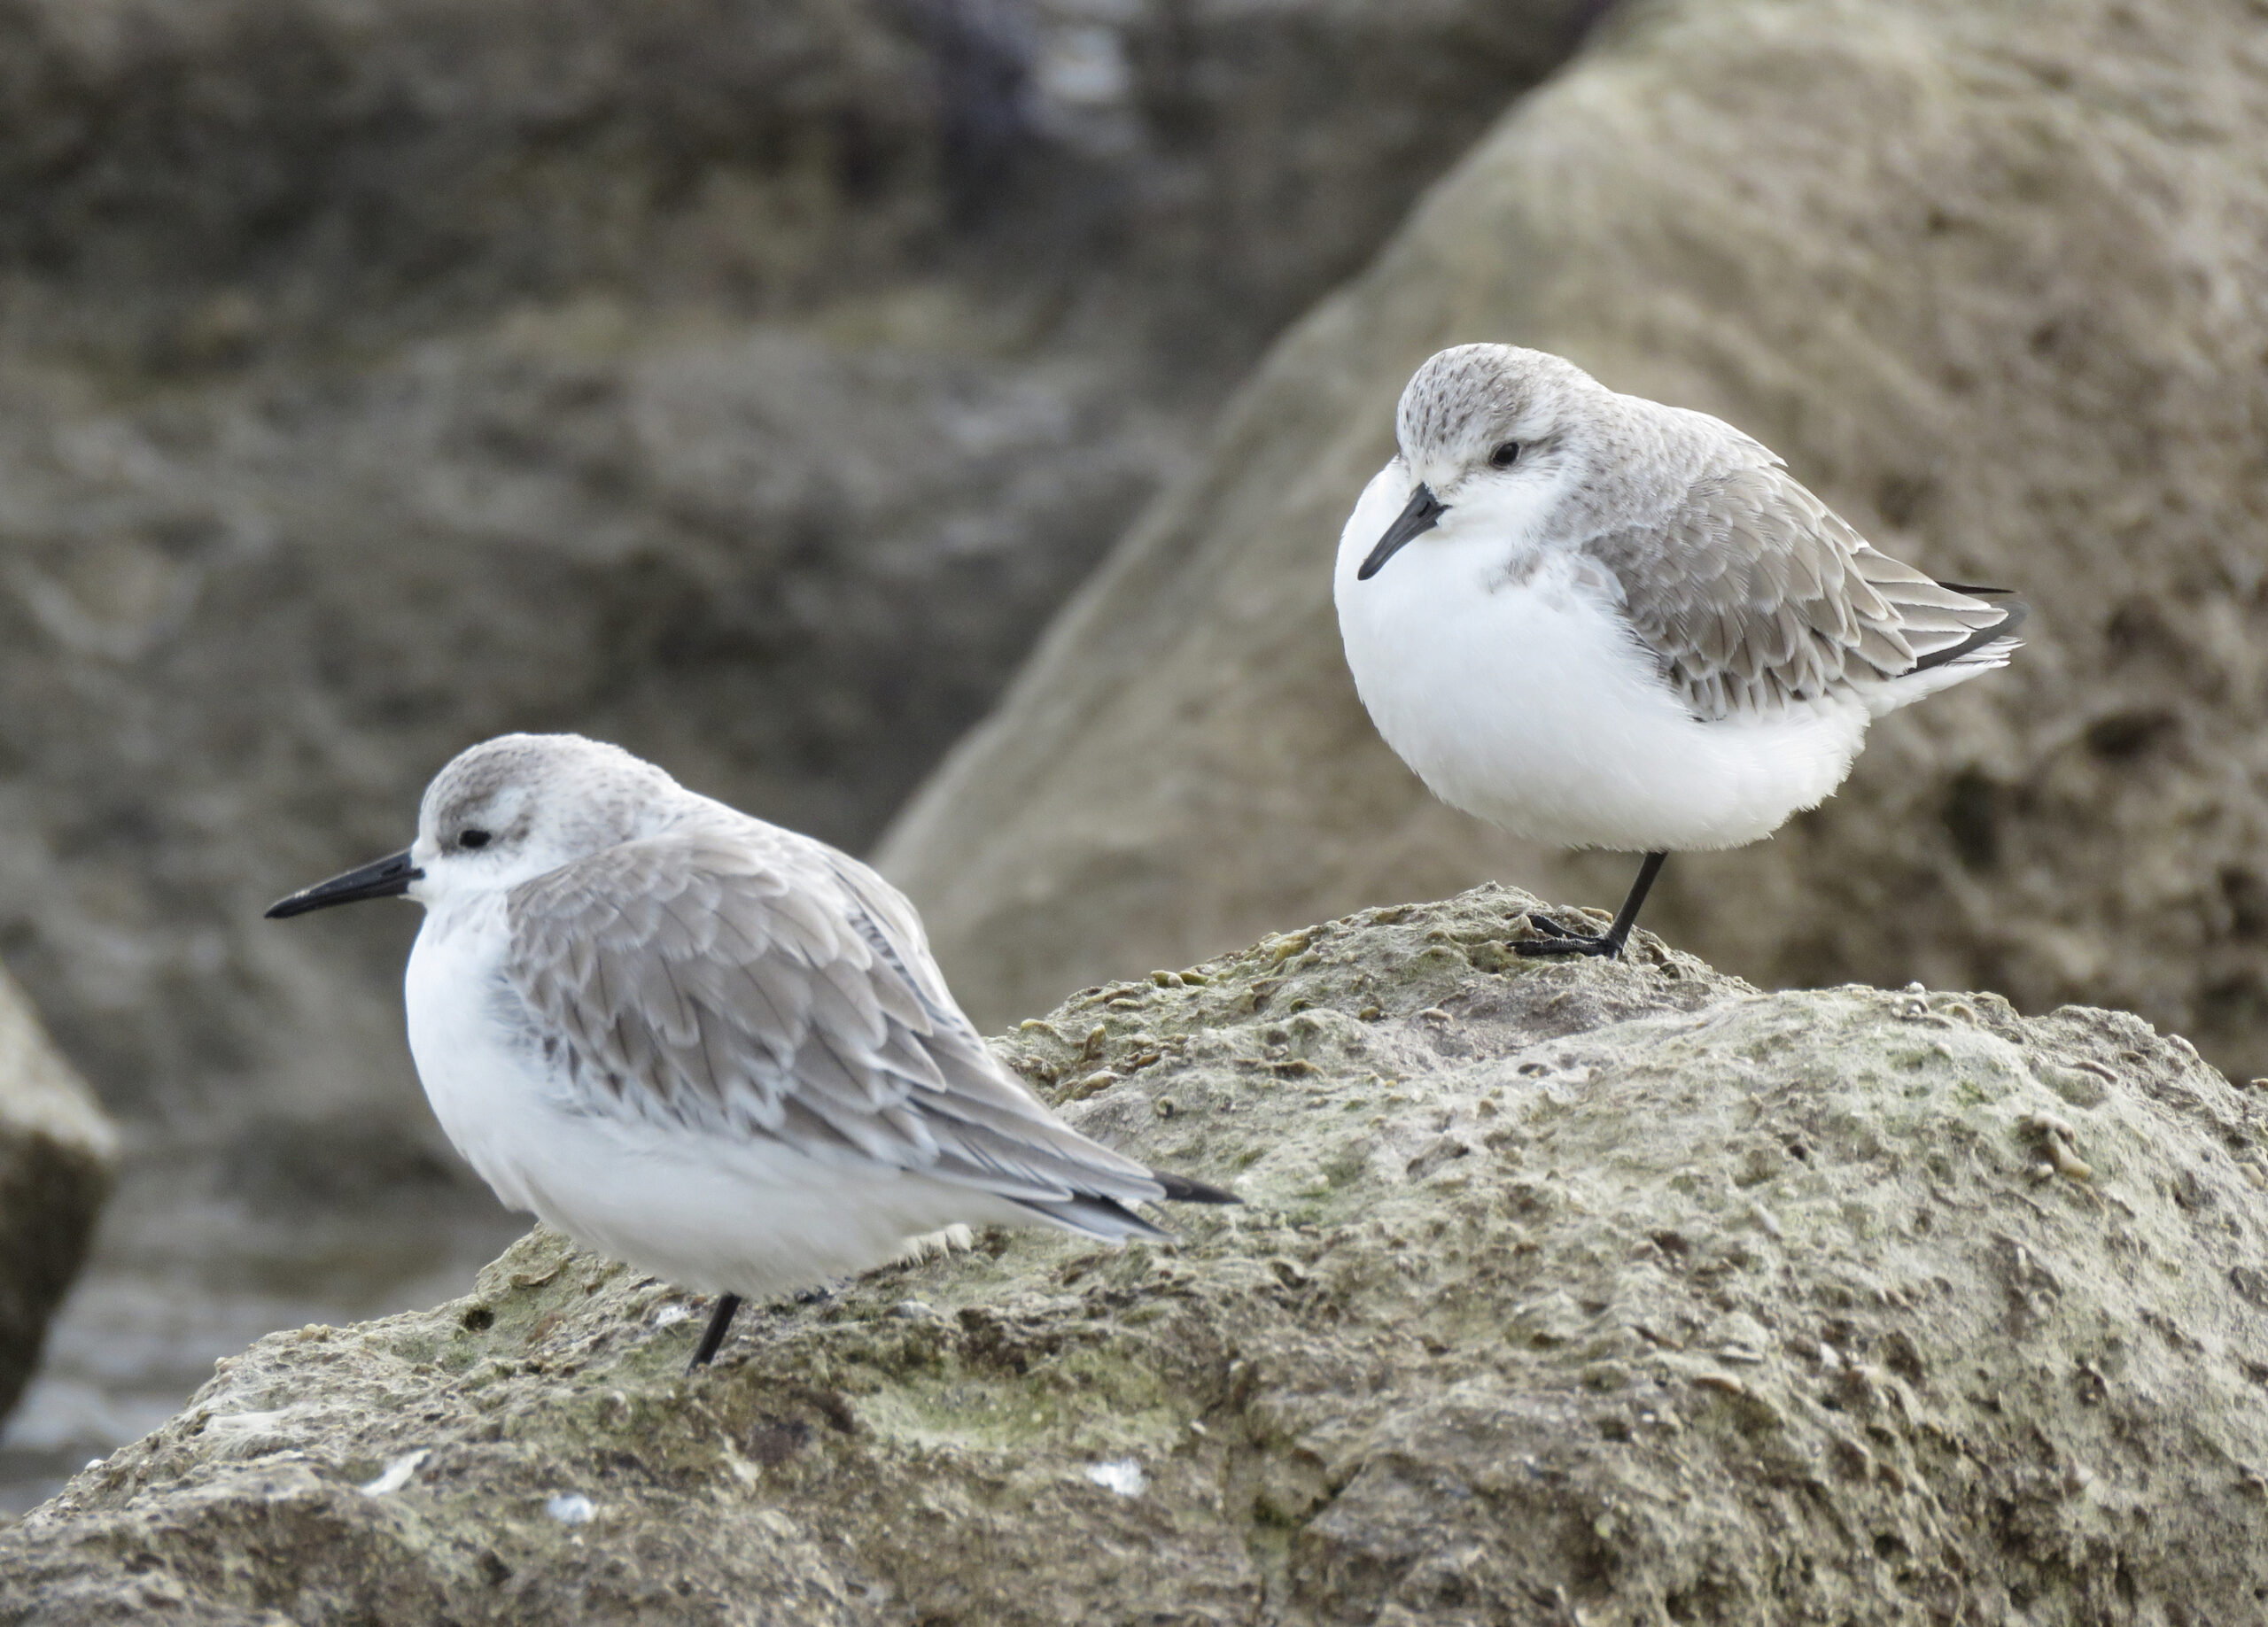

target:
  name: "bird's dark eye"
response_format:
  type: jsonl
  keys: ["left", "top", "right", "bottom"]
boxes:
{"left": 1489, "top": 441, "right": 1521, "bottom": 469}
{"left": 459, "top": 830, "right": 492, "bottom": 850}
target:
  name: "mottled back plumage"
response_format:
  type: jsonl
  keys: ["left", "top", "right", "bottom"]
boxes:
{"left": 1584, "top": 463, "right": 2021, "bottom": 719}
{"left": 501, "top": 811, "right": 1177, "bottom": 1234}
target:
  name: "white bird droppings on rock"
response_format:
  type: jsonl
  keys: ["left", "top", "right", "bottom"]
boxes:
{"left": 206, "top": 1410, "right": 291, "bottom": 1437}
{"left": 359, "top": 1449, "right": 430, "bottom": 1497}
{"left": 1083, "top": 1460, "right": 1144, "bottom": 1497}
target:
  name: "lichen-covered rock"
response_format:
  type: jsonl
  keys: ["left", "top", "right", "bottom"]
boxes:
{"left": 876, "top": 0, "right": 2268, "bottom": 1088}
{"left": 7, "top": 887, "right": 2267, "bottom": 1623}
{"left": 0, "top": 966, "right": 115, "bottom": 1425}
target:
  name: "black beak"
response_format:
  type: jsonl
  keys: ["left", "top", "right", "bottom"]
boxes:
{"left": 1355, "top": 484, "right": 1447, "bottom": 579}
{"left": 265, "top": 848, "right": 423, "bottom": 919}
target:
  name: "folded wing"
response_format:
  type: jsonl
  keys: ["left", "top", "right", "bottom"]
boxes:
{"left": 502, "top": 827, "right": 1178, "bottom": 1236}
{"left": 1585, "top": 464, "right": 2023, "bottom": 720}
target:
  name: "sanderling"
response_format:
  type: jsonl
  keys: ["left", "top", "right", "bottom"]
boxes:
{"left": 1335, "top": 344, "right": 2024, "bottom": 958}
{"left": 268, "top": 733, "right": 1234, "bottom": 1367}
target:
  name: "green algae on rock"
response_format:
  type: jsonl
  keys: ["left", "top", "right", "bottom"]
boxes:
{"left": 5, "top": 885, "right": 2267, "bottom": 1623}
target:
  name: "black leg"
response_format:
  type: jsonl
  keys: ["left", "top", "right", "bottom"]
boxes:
{"left": 1517, "top": 852, "right": 1669, "bottom": 960}
{"left": 688, "top": 1293, "right": 742, "bottom": 1371}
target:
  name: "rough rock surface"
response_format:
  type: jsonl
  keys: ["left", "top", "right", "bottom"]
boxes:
{"left": 877, "top": 0, "right": 2268, "bottom": 1086}
{"left": 0, "top": 966, "right": 115, "bottom": 1423}
{"left": 8, "top": 885, "right": 2268, "bottom": 1623}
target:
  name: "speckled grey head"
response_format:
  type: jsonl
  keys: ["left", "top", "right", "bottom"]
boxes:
{"left": 1394, "top": 343, "right": 1610, "bottom": 477}
{"left": 1354, "top": 343, "right": 1784, "bottom": 584}
{"left": 411, "top": 733, "right": 688, "bottom": 889}
{"left": 261, "top": 732, "right": 695, "bottom": 919}
{"left": 1355, "top": 345, "right": 1628, "bottom": 581}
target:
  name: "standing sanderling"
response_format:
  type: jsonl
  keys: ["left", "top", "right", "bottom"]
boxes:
{"left": 1335, "top": 344, "right": 2024, "bottom": 958}
{"left": 268, "top": 733, "right": 1234, "bottom": 1367}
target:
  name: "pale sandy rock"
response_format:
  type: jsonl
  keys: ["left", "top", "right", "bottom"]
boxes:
{"left": 877, "top": 0, "right": 2268, "bottom": 1087}
{"left": 0, "top": 966, "right": 115, "bottom": 1422}
{"left": 5, "top": 887, "right": 2266, "bottom": 1622}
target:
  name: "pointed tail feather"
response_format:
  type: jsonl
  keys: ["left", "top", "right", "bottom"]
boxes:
{"left": 1012, "top": 1193, "right": 1177, "bottom": 1243}
{"left": 1011, "top": 1165, "right": 1239, "bottom": 1243}
{"left": 1860, "top": 585, "right": 2024, "bottom": 720}
{"left": 1153, "top": 1169, "right": 1241, "bottom": 1205}
{"left": 1911, "top": 588, "right": 2028, "bottom": 674}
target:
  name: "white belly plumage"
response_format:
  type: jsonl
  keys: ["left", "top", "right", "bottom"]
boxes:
{"left": 402, "top": 903, "right": 1029, "bottom": 1298}
{"left": 1333, "top": 480, "right": 1870, "bottom": 853}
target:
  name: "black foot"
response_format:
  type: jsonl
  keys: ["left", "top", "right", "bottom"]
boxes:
{"left": 687, "top": 1293, "right": 742, "bottom": 1371}
{"left": 1513, "top": 855, "right": 1666, "bottom": 965}
{"left": 1518, "top": 911, "right": 1622, "bottom": 956}
{"left": 1516, "top": 932, "right": 1623, "bottom": 959}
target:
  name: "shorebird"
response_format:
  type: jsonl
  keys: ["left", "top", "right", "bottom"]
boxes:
{"left": 1335, "top": 344, "right": 2023, "bottom": 958}
{"left": 268, "top": 733, "right": 1234, "bottom": 1367}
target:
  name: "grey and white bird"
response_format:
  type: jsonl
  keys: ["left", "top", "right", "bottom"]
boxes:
{"left": 267, "top": 733, "right": 1233, "bottom": 1367}
{"left": 1335, "top": 344, "right": 2024, "bottom": 958}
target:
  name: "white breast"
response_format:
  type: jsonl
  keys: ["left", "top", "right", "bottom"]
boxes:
{"left": 404, "top": 895, "right": 546, "bottom": 1214}
{"left": 1332, "top": 464, "right": 1871, "bottom": 852}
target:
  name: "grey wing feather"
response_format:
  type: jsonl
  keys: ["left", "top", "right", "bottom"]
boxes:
{"left": 501, "top": 827, "right": 1170, "bottom": 1224}
{"left": 1585, "top": 464, "right": 2020, "bottom": 718}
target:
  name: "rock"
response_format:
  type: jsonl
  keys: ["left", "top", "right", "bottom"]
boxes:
{"left": 7, "top": 886, "right": 2267, "bottom": 1621}
{"left": 876, "top": 0, "right": 2268, "bottom": 1089}
{"left": 0, "top": 966, "right": 116, "bottom": 1424}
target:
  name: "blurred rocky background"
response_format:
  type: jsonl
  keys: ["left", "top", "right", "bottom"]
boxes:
{"left": 0, "top": 0, "right": 1605, "bottom": 1509}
